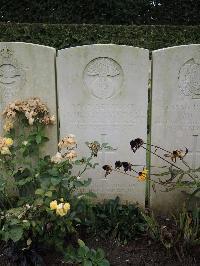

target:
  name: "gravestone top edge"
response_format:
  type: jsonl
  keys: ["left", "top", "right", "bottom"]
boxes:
{"left": 0, "top": 42, "right": 56, "bottom": 52}
{"left": 57, "top": 44, "right": 149, "bottom": 55}
{"left": 152, "top": 44, "right": 200, "bottom": 54}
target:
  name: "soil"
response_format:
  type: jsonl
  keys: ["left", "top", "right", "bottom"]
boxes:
{"left": 86, "top": 236, "right": 200, "bottom": 266}
{"left": 0, "top": 235, "right": 199, "bottom": 266}
{"left": 41, "top": 235, "right": 200, "bottom": 266}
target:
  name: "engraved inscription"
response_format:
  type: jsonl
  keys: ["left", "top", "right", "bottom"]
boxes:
{"left": 179, "top": 59, "right": 200, "bottom": 98}
{"left": 155, "top": 103, "right": 200, "bottom": 130}
{"left": 0, "top": 46, "right": 26, "bottom": 104}
{"left": 83, "top": 57, "right": 123, "bottom": 99}
{"left": 66, "top": 103, "right": 145, "bottom": 127}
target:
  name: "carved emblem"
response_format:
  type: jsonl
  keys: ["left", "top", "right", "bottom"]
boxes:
{"left": 83, "top": 57, "right": 123, "bottom": 99}
{"left": 178, "top": 59, "right": 200, "bottom": 98}
{"left": 0, "top": 46, "right": 26, "bottom": 100}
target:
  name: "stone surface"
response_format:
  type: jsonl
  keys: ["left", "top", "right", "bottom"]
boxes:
{"left": 57, "top": 44, "right": 149, "bottom": 206}
{"left": 0, "top": 42, "right": 57, "bottom": 155}
{"left": 151, "top": 45, "right": 200, "bottom": 212}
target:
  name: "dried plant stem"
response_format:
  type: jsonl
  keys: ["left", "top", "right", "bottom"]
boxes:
{"left": 141, "top": 145, "right": 196, "bottom": 182}
{"left": 143, "top": 142, "right": 171, "bottom": 154}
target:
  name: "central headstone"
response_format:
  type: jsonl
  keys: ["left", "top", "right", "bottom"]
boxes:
{"left": 57, "top": 44, "right": 149, "bottom": 205}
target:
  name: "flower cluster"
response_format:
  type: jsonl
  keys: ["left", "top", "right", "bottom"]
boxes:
{"left": 115, "top": 161, "right": 132, "bottom": 172}
{"left": 102, "top": 162, "right": 148, "bottom": 181}
{"left": 0, "top": 137, "right": 13, "bottom": 155}
{"left": 51, "top": 134, "right": 77, "bottom": 163}
{"left": 3, "top": 97, "right": 55, "bottom": 129}
{"left": 50, "top": 199, "right": 70, "bottom": 217}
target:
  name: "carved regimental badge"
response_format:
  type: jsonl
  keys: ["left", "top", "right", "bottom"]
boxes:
{"left": 0, "top": 46, "right": 26, "bottom": 100}
{"left": 83, "top": 57, "right": 123, "bottom": 99}
{"left": 178, "top": 59, "right": 200, "bottom": 99}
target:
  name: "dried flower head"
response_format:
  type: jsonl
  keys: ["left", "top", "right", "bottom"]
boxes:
{"left": 122, "top": 162, "right": 132, "bottom": 172}
{"left": 87, "top": 141, "right": 101, "bottom": 157}
{"left": 3, "top": 97, "right": 55, "bottom": 126}
{"left": 58, "top": 134, "right": 77, "bottom": 150}
{"left": 102, "top": 165, "right": 112, "bottom": 177}
{"left": 164, "top": 148, "right": 188, "bottom": 162}
{"left": 115, "top": 161, "right": 123, "bottom": 169}
{"left": 51, "top": 152, "right": 63, "bottom": 164}
{"left": 64, "top": 150, "right": 77, "bottom": 161}
{"left": 130, "top": 138, "right": 144, "bottom": 153}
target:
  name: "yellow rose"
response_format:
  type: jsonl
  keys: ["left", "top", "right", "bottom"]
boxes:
{"left": 56, "top": 203, "right": 65, "bottom": 216}
{"left": 50, "top": 200, "right": 57, "bottom": 210}
{"left": 5, "top": 138, "right": 13, "bottom": 147}
{"left": 1, "top": 146, "right": 11, "bottom": 155}
{"left": 63, "top": 202, "right": 70, "bottom": 213}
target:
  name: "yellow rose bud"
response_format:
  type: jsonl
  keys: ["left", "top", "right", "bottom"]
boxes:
{"left": 50, "top": 200, "right": 57, "bottom": 210}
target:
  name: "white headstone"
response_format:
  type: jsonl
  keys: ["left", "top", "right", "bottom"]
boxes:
{"left": 0, "top": 42, "right": 57, "bottom": 155}
{"left": 151, "top": 45, "right": 200, "bottom": 211}
{"left": 57, "top": 44, "right": 149, "bottom": 206}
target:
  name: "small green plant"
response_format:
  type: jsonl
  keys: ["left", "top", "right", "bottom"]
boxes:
{"left": 142, "top": 206, "right": 200, "bottom": 258}
{"left": 65, "top": 239, "right": 110, "bottom": 266}
{"left": 175, "top": 206, "right": 200, "bottom": 248}
{"left": 90, "top": 197, "right": 146, "bottom": 244}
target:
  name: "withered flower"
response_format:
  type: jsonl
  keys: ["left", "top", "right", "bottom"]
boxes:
{"left": 87, "top": 141, "right": 101, "bottom": 157}
{"left": 122, "top": 162, "right": 132, "bottom": 172}
{"left": 115, "top": 161, "right": 122, "bottom": 169}
{"left": 130, "top": 138, "right": 144, "bottom": 153}
{"left": 164, "top": 148, "right": 188, "bottom": 162}
{"left": 102, "top": 165, "right": 112, "bottom": 177}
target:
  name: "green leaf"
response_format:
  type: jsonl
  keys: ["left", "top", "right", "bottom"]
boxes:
{"left": 82, "top": 260, "right": 92, "bottom": 266}
{"left": 36, "top": 135, "right": 42, "bottom": 144}
{"left": 48, "top": 168, "right": 58, "bottom": 176}
{"left": 95, "top": 248, "right": 105, "bottom": 261}
{"left": 51, "top": 178, "right": 61, "bottom": 186}
{"left": 35, "top": 188, "right": 44, "bottom": 195}
{"left": 98, "top": 259, "right": 110, "bottom": 266}
{"left": 9, "top": 226, "right": 23, "bottom": 242}
{"left": 9, "top": 218, "right": 20, "bottom": 226}
{"left": 34, "top": 198, "right": 43, "bottom": 205}
{"left": 83, "top": 178, "right": 92, "bottom": 187}
{"left": 45, "top": 191, "right": 52, "bottom": 197}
